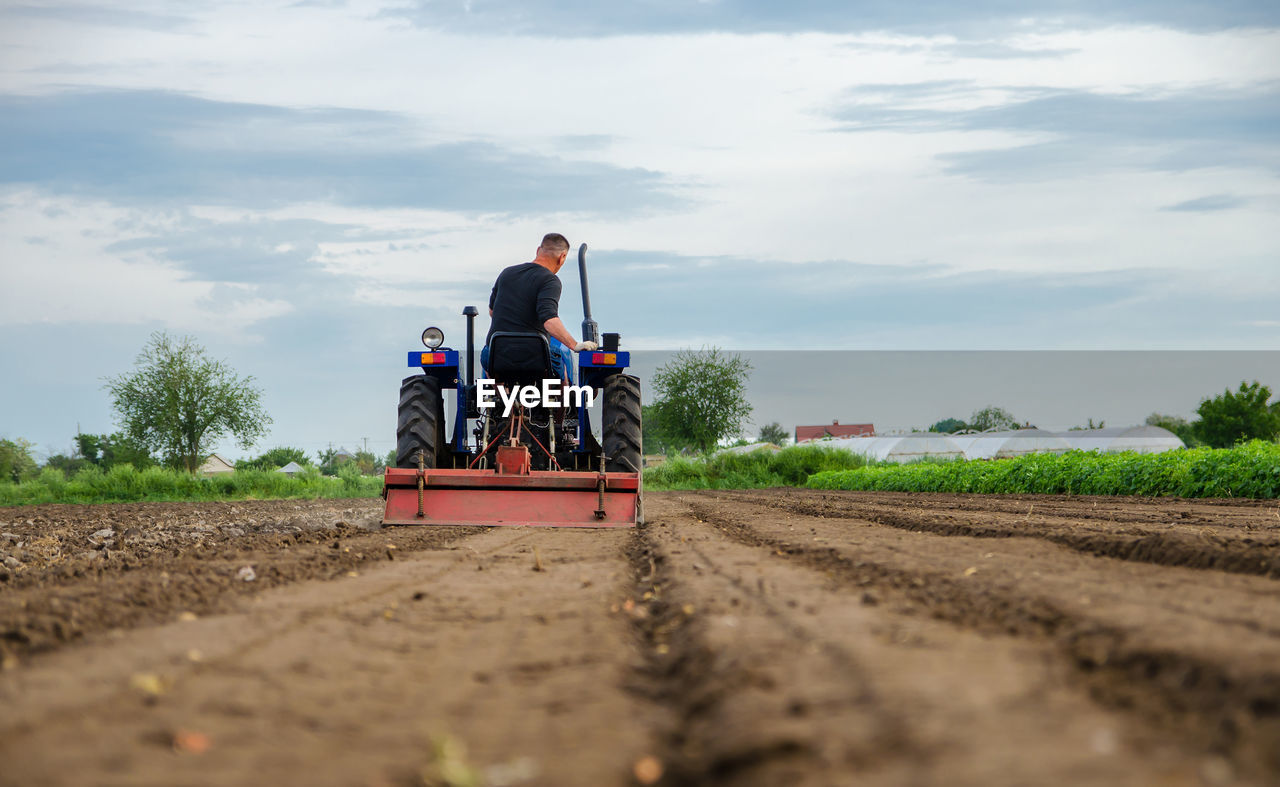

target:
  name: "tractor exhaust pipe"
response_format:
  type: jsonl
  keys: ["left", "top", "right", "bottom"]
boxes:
{"left": 463, "top": 305, "right": 479, "bottom": 385}
{"left": 577, "top": 243, "right": 599, "bottom": 346}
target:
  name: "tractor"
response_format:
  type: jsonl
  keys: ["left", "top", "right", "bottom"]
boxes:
{"left": 381, "top": 244, "right": 643, "bottom": 527}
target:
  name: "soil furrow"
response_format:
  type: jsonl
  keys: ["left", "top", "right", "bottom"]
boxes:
{"left": 683, "top": 497, "right": 1280, "bottom": 780}
{"left": 711, "top": 489, "right": 1280, "bottom": 579}
{"left": 1, "top": 503, "right": 477, "bottom": 659}
{"left": 624, "top": 515, "right": 922, "bottom": 786}
{"left": 5, "top": 491, "right": 1279, "bottom": 785}
{"left": 0, "top": 499, "right": 388, "bottom": 590}
{"left": 729, "top": 489, "right": 1280, "bottom": 529}
{"left": 2, "top": 527, "right": 655, "bottom": 787}
{"left": 642, "top": 496, "right": 1228, "bottom": 785}
{"left": 0, "top": 527, "right": 534, "bottom": 742}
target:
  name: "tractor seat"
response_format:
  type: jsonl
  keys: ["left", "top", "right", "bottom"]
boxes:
{"left": 488, "top": 331, "right": 553, "bottom": 388}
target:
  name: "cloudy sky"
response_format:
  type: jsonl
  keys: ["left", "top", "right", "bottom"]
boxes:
{"left": 1, "top": 1, "right": 1277, "bottom": 458}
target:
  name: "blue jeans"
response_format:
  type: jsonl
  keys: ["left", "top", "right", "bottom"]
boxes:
{"left": 480, "top": 338, "right": 574, "bottom": 384}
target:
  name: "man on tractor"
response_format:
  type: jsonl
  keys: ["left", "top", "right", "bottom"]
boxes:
{"left": 480, "top": 232, "right": 598, "bottom": 383}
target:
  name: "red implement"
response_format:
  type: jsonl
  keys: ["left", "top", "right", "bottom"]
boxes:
{"left": 381, "top": 447, "right": 640, "bottom": 528}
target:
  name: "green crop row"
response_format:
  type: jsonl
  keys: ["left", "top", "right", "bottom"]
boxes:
{"left": 0, "top": 463, "right": 383, "bottom": 507}
{"left": 806, "top": 441, "right": 1280, "bottom": 499}
{"left": 644, "top": 445, "right": 870, "bottom": 490}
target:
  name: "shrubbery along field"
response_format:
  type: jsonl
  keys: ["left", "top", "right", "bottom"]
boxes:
{"left": 645, "top": 442, "right": 1280, "bottom": 499}
{"left": 0, "top": 464, "right": 382, "bottom": 506}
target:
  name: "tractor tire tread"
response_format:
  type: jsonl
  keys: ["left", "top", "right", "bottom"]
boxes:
{"left": 602, "top": 374, "right": 643, "bottom": 474}
{"left": 396, "top": 375, "right": 445, "bottom": 469}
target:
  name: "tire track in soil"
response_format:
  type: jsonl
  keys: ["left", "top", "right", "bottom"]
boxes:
{"left": 682, "top": 494, "right": 1280, "bottom": 781}
{"left": 623, "top": 516, "right": 923, "bottom": 786}
{"left": 710, "top": 489, "right": 1280, "bottom": 579}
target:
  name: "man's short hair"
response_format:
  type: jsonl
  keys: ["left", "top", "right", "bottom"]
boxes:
{"left": 539, "top": 233, "right": 570, "bottom": 256}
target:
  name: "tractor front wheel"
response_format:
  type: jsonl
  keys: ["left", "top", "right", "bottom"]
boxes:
{"left": 397, "top": 375, "right": 447, "bottom": 468}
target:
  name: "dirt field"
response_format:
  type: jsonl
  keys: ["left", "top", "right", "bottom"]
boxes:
{"left": 3, "top": 490, "right": 1279, "bottom": 786}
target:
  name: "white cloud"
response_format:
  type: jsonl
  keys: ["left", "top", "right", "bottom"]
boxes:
{"left": 0, "top": 3, "right": 1277, "bottom": 340}
{"left": 0, "top": 191, "right": 294, "bottom": 334}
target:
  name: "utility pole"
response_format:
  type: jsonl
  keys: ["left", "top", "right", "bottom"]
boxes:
{"left": 362, "top": 437, "right": 369, "bottom": 453}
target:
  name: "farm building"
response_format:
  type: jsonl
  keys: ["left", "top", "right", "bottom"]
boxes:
{"left": 1055, "top": 426, "right": 1185, "bottom": 453}
{"left": 198, "top": 454, "right": 235, "bottom": 476}
{"left": 826, "top": 434, "right": 964, "bottom": 463}
{"left": 796, "top": 420, "right": 874, "bottom": 443}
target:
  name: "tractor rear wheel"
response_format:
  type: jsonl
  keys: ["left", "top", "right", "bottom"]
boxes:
{"left": 397, "top": 375, "right": 447, "bottom": 468}
{"left": 602, "top": 374, "right": 642, "bottom": 473}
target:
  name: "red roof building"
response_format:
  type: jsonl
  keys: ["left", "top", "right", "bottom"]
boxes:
{"left": 795, "top": 420, "right": 875, "bottom": 443}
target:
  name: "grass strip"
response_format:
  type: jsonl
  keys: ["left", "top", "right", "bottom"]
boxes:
{"left": 0, "top": 464, "right": 382, "bottom": 506}
{"left": 644, "top": 444, "right": 870, "bottom": 490}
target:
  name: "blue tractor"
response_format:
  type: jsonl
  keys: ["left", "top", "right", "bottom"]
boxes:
{"left": 382, "top": 244, "right": 643, "bottom": 527}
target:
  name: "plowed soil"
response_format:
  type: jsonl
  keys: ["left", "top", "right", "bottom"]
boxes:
{"left": 2, "top": 490, "right": 1279, "bottom": 786}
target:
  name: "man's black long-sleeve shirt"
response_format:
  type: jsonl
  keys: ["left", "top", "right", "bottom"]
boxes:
{"left": 486, "top": 262, "right": 562, "bottom": 345}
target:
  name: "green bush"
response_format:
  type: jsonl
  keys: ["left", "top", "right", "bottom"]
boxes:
{"left": 0, "top": 464, "right": 383, "bottom": 506}
{"left": 645, "top": 445, "right": 869, "bottom": 490}
{"left": 806, "top": 442, "right": 1280, "bottom": 499}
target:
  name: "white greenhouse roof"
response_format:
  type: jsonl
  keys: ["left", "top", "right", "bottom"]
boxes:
{"left": 826, "top": 434, "right": 964, "bottom": 463}
{"left": 1053, "top": 426, "right": 1185, "bottom": 454}
{"left": 954, "top": 429, "right": 1073, "bottom": 460}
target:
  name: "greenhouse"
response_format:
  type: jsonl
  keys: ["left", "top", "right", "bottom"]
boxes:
{"left": 951, "top": 429, "right": 1073, "bottom": 460}
{"left": 1054, "top": 425, "right": 1185, "bottom": 454}
{"left": 825, "top": 434, "right": 964, "bottom": 464}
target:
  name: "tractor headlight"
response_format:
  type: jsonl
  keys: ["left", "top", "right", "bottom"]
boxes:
{"left": 421, "top": 327, "right": 444, "bottom": 349}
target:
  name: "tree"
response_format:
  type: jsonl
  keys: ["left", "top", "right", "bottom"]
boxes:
{"left": 929, "top": 418, "right": 966, "bottom": 434}
{"left": 352, "top": 449, "right": 380, "bottom": 475}
{"left": 1145, "top": 413, "right": 1200, "bottom": 446}
{"left": 316, "top": 447, "right": 341, "bottom": 475}
{"left": 641, "top": 404, "right": 675, "bottom": 455}
{"left": 969, "top": 406, "right": 1018, "bottom": 432}
{"left": 45, "top": 453, "right": 86, "bottom": 474}
{"left": 105, "top": 332, "right": 271, "bottom": 473}
{"left": 0, "top": 438, "right": 39, "bottom": 483}
{"left": 758, "top": 422, "right": 788, "bottom": 446}
{"left": 75, "top": 432, "right": 154, "bottom": 469}
{"left": 238, "top": 446, "right": 309, "bottom": 471}
{"left": 650, "top": 348, "right": 753, "bottom": 452}
{"left": 1194, "top": 380, "right": 1280, "bottom": 448}
{"left": 1068, "top": 418, "right": 1106, "bottom": 431}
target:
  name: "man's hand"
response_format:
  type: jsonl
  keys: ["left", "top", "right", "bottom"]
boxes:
{"left": 543, "top": 317, "right": 578, "bottom": 349}
{"left": 574, "top": 341, "right": 598, "bottom": 352}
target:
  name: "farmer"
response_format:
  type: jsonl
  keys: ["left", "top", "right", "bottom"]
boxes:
{"left": 481, "top": 232, "right": 596, "bottom": 384}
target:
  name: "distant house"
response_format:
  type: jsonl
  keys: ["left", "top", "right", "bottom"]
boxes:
{"left": 198, "top": 453, "right": 235, "bottom": 476}
{"left": 276, "top": 461, "right": 305, "bottom": 477}
{"left": 795, "top": 420, "right": 875, "bottom": 443}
